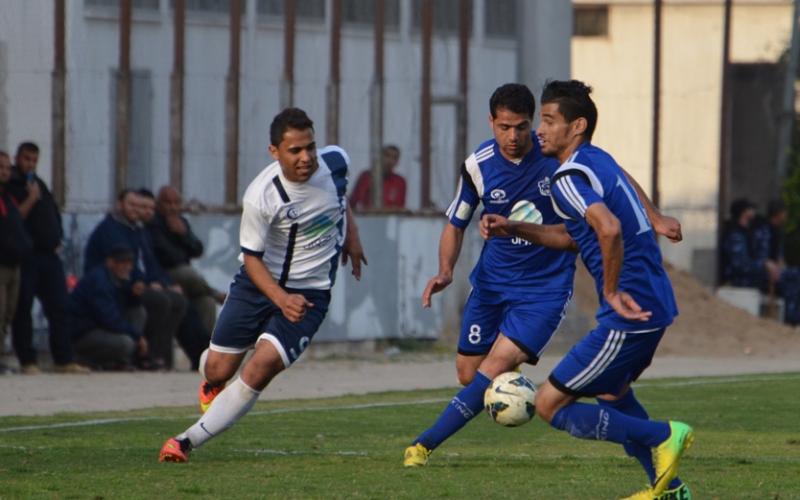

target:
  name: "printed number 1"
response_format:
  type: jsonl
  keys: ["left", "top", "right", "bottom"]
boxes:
{"left": 616, "top": 176, "right": 651, "bottom": 235}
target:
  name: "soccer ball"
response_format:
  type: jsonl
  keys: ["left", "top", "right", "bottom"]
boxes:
{"left": 484, "top": 372, "right": 537, "bottom": 427}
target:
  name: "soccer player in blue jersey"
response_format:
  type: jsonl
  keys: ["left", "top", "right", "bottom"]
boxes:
{"left": 404, "top": 84, "right": 681, "bottom": 470}
{"left": 482, "top": 80, "right": 692, "bottom": 499}
{"left": 158, "top": 108, "right": 367, "bottom": 463}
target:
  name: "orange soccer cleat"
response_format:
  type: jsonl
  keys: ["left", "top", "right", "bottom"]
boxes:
{"left": 158, "top": 437, "right": 190, "bottom": 463}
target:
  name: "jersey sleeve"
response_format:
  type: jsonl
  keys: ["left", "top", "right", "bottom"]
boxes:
{"left": 239, "top": 199, "right": 271, "bottom": 257}
{"left": 445, "top": 163, "right": 480, "bottom": 228}
{"left": 550, "top": 170, "right": 603, "bottom": 220}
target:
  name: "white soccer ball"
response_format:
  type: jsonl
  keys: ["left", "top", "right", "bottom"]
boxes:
{"left": 484, "top": 372, "right": 537, "bottom": 427}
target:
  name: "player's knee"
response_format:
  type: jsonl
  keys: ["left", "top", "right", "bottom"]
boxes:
{"left": 533, "top": 385, "right": 560, "bottom": 423}
{"left": 202, "top": 351, "right": 238, "bottom": 385}
{"left": 456, "top": 365, "right": 476, "bottom": 386}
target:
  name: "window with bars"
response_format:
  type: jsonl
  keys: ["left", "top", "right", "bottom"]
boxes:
{"left": 573, "top": 4, "right": 609, "bottom": 37}
{"left": 484, "top": 0, "right": 516, "bottom": 40}
{"left": 342, "top": 0, "right": 400, "bottom": 30}
{"left": 411, "top": 0, "right": 469, "bottom": 36}
{"left": 85, "top": 0, "right": 160, "bottom": 10}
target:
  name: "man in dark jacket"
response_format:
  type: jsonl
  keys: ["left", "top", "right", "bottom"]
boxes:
{"left": 0, "top": 151, "right": 32, "bottom": 373}
{"left": 149, "top": 186, "right": 224, "bottom": 335}
{"left": 8, "top": 142, "right": 88, "bottom": 374}
{"left": 84, "top": 189, "right": 187, "bottom": 369}
{"left": 68, "top": 245, "right": 147, "bottom": 368}
{"left": 720, "top": 198, "right": 775, "bottom": 288}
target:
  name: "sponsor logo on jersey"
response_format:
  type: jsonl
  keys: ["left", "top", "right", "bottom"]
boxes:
{"left": 303, "top": 214, "right": 334, "bottom": 238}
{"left": 508, "top": 200, "right": 543, "bottom": 224}
{"left": 489, "top": 188, "right": 508, "bottom": 204}
{"left": 538, "top": 177, "right": 551, "bottom": 197}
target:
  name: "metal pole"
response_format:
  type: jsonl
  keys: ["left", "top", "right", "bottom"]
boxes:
{"left": 281, "top": 0, "right": 296, "bottom": 108}
{"left": 420, "top": 0, "right": 432, "bottom": 209}
{"left": 52, "top": 0, "right": 66, "bottom": 207}
{"left": 327, "top": 0, "right": 341, "bottom": 145}
{"left": 456, "top": 0, "right": 470, "bottom": 168}
{"left": 170, "top": 0, "right": 185, "bottom": 190}
{"left": 370, "top": 0, "right": 385, "bottom": 208}
{"left": 651, "top": 0, "right": 662, "bottom": 208}
{"left": 776, "top": 0, "right": 800, "bottom": 191}
{"left": 716, "top": 0, "right": 733, "bottom": 283}
{"left": 225, "top": 0, "right": 242, "bottom": 206}
{"left": 114, "top": 0, "right": 132, "bottom": 195}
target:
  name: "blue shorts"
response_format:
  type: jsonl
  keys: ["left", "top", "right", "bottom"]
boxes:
{"left": 549, "top": 325, "right": 665, "bottom": 397}
{"left": 457, "top": 287, "right": 572, "bottom": 363}
{"left": 210, "top": 269, "right": 330, "bottom": 367}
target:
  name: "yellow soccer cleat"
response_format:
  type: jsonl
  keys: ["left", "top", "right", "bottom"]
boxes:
{"left": 403, "top": 443, "right": 431, "bottom": 467}
{"left": 652, "top": 422, "right": 694, "bottom": 496}
{"left": 620, "top": 486, "right": 654, "bottom": 500}
{"left": 657, "top": 483, "right": 692, "bottom": 500}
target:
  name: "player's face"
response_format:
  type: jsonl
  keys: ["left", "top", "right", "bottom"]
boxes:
{"left": 0, "top": 155, "right": 11, "bottom": 183}
{"left": 270, "top": 127, "right": 318, "bottom": 183}
{"left": 108, "top": 257, "right": 134, "bottom": 281}
{"left": 139, "top": 197, "right": 156, "bottom": 223}
{"left": 536, "top": 103, "right": 574, "bottom": 159}
{"left": 490, "top": 107, "right": 533, "bottom": 160}
{"left": 15, "top": 150, "right": 38, "bottom": 174}
{"left": 118, "top": 192, "right": 141, "bottom": 223}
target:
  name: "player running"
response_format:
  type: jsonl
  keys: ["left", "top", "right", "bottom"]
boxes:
{"left": 482, "top": 80, "right": 692, "bottom": 499}
{"left": 159, "top": 107, "right": 367, "bottom": 463}
{"left": 404, "top": 84, "right": 681, "bottom": 470}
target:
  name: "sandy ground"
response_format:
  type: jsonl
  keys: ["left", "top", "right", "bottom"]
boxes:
{"left": 2, "top": 354, "right": 799, "bottom": 417}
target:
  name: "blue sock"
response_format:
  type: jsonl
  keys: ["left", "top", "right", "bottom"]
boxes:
{"left": 416, "top": 371, "right": 491, "bottom": 450}
{"left": 550, "top": 401, "right": 670, "bottom": 447}
{"left": 597, "top": 391, "right": 684, "bottom": 490}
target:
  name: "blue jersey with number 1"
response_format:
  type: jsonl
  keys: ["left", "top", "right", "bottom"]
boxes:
{"left": 549, "top": 142, "right": 678, "bottom": 330}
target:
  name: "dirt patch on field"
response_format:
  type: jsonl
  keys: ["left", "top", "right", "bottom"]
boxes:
{"left": 571, "top": 261, "right": 800, "bottom": 358}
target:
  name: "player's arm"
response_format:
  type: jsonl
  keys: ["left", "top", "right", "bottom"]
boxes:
{"left": 422, "top": 163, "right": 477, "bottom": 308}
{"left": 341, "top": 204, "right": 367, "bottom": 280}
{"left": 480, "top": 215, "right": 578, "bottom": 252}
{"left": 240, "top": 200, "right": 311, "bottom": 323}
{"left": 552, "top": 172, "right": 652, "bottom": 322}
{"left": 620, "top": 166, "right": 682, "bottom": 243}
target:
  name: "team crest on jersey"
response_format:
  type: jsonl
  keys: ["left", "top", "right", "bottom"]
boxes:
{"left": 286, "top": 207, "right": 301, "bottom": 219}
{"left": 489, "top": 188, "right": 508, "bottom": 204}
{"left": 538, "top": 177, "right": 551, "bottom": 197}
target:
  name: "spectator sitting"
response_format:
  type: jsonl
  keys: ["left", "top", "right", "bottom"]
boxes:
{"left": 148, "top": 185, "right": 225, "bottom": 335}
{"left": 138, "top": 188, "right": 210, "bottom": 369}
{"left": 349, "top": 144, "right": 406, "bottom": 210}
{"left": 0, "top": 150, "right": 32, "bottom": 373}
{"left": 720, "top": 198, "right": 771, "bottom": 288}
{"left": 68, "top": 245, "right": 147, "bottom": 370}
{"left": 751, "top": 199, "right": 800, "bottom": 325}
{"left": 84, "top": 189, "right": 187, "bottom": 370}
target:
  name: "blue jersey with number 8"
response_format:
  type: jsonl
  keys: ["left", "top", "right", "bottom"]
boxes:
{"left": 549, "top": 142, "right": 678, "bottom": 330}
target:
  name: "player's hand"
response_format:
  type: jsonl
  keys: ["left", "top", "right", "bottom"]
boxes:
{"left": 653, "top": 214, "right": 682, "bottom": 243}
{"left": 480, "top": 214, "right": 512, "bottom": 240}
{"left": 136, "top": 336, "right": 149, "bottom": 357}
{"left": 281, "top": 293, "right": 314, "bottom": 323}
{"left": 169, "top": 284, "right": 183, "bottom": 295}
{"left": 765, "top": 260, "right": 781, "bottom": 285}
{"left": 604, "top": 290, "right": 652, "bottom": 322}
{"left": 422, "top": 274, "right": 452, "bottom": 308}
{"left": 150, "top": 282, "right": 164, "bottom": 292}
{"left": 341, "top": 232, "right": 368, "bottom": 281}
{"left": 26, "top": 180, "right": 41, "bottom": 202}
{"left": 165, "top": 215, "right": 188, "bottom": 235}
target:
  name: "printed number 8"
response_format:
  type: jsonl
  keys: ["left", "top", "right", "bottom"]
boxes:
{"left": 468, "top": 324, "right": 481, "bottom": 344}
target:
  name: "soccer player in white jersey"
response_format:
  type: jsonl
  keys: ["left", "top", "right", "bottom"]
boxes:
{"left": 482, "top": 80, "right": 692, "bottom": 499}
{"left": 159, "top": 108, "right": 367, "bottom": 462}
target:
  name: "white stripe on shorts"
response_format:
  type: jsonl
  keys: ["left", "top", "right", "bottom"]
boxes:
{"left": 566, "top": 329, "right": 626, "bottom": 391}
{"left": 258, "top": 332, "right": 291, "bottom": 367}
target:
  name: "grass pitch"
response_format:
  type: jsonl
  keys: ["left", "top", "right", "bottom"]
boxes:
{"left": 1, "top": 373, "right": 799, "bottom": 499}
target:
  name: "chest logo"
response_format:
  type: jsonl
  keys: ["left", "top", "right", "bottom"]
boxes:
{"left": 286, "top": 207, "right": 300, "bottom": 219}
{"left": 508, "top": 200, "right": 543, "bottom": 224}
{"left": 538, "top": 177, "right": 551, "bottom": 197}
{"left": 489, "top": 189, "right": 508, "bottom": 204}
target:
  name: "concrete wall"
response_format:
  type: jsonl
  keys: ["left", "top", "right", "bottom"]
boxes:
{"left": 571, "top": 0, "right": 793, "bottom": 280}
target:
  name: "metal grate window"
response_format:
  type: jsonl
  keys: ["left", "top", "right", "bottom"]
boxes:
{"left": 342, "top": 0, "right": 400, "bottom": 29}
{"left": 411, "top": 0, "right": 468, "bottom": 36}
{"left": 85, "top": 0, "right": 160, "bottom": 9}
{"left": 573, "top": 5, "right": 608, "bottom": 37}
{"left": 257, "top": 0, "right": 326, "bottom": 21}
{"left": 484, "top": 0, "right": 517, "bottom": 39}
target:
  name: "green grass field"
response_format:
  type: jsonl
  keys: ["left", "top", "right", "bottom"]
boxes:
{"left": 1, "top": 373, "right": 799, "bottom": 499}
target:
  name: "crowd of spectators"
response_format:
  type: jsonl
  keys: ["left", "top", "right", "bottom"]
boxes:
{"left": 720, "top": 198, "right": 800, "bottom": 325}
{"left": 0, "top": 141, "right": 222, "bottom": 374}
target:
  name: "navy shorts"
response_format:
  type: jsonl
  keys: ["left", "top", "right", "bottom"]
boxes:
{"left": 457, "top": 287, "right": 572, "bottom": 363}
{"left": 549, "top": 325, "right": 665, "bottom": 397}
{"left": 210, "top": 269, "right": 330, "bottom": 367}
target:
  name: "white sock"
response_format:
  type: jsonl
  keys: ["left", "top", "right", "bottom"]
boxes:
{"left": 181, "top": 377, "right": 260, "bottom": 448}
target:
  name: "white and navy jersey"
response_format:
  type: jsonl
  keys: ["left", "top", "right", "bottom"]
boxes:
{"left": 446, "top": 136, "right": 575, "bottom": 292}
{"left": 550, "top": 142, "right": 678, "bottom": 330}
{"left": 239, "top": 145, "right": 349, "bottom": 290}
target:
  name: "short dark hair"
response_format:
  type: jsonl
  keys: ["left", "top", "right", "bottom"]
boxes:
{"left": 137, "top": 188, "right": 155, "bottom": 200}
{"left": 767, "top": 199, "right": 787, "bottom": 218}
{"left": 16, "top": 142, "right": 40, "bottom": 156}
{"left": 541, "top": 80, "right": 598, "bottom": 141}
{"left": 0, "top": 150, "right": 9, "bottom": 159}
{"left": 489, "top": 84, "right": 536, "bottom": 119}
{"left": 269, "top": 108, "right": 314, "bottom": 147}
{"left": 729, "top": 198, "right": 754, "bottom": 220}
{"left": 117, "top": 188, "right": 137, "bottom": 202}
{"left": 383, "top": 144, "right": 400, "bottom": 155}
{"left": 108, "top": 244, "right": 135, "bottom": 262}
